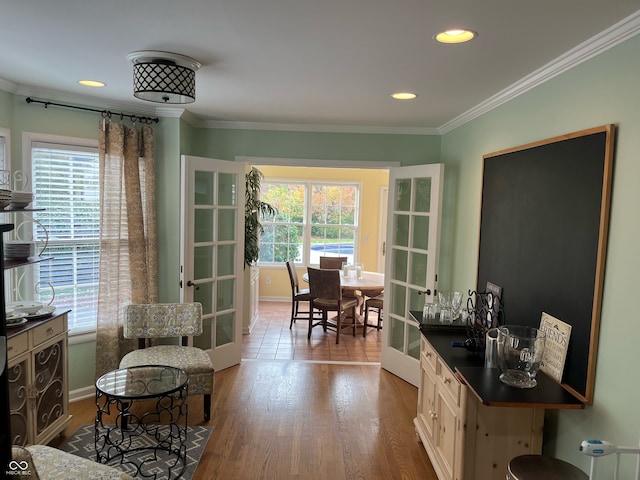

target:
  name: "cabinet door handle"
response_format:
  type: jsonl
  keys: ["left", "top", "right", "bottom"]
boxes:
{"left": 443, "top": 377, "right": 452, "bottom": 385}
{"left": 46, "top": 327, "right": 54, "bottom": 337}
{"left": 425, "top": 352, "right": 431, "bottom": 358}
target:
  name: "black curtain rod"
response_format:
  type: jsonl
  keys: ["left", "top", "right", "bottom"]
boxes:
{"left": 25, "top": 97, "right": 159, "bottom": 124}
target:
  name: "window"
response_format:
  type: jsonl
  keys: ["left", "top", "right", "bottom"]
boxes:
{"left": 30, "top": 139, "right": 100, "bottom": 335}
{"left": 259, "top": 180, "right": 359, "bottom": 265}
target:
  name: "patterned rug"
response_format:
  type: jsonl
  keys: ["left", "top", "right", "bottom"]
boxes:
{"left": 59, "top": 424, "right": 212, "bottom": 480}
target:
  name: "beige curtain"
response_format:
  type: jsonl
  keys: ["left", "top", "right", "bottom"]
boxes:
{"left": 94, "top": 121, "right": 158, "bottom": 379}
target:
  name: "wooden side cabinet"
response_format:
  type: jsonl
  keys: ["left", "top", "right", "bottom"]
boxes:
{"left": 415, "top": 336, "right": 467, "bottom": 480}
{"left": 415, "top": 335, "right": 544, "bottom": 480}
{"left": 6, "top": 312, "right": 71, "bottom": 446}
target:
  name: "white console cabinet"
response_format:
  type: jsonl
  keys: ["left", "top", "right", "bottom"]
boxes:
{"left": 6, "top": 312, "right": 71, "bottom": 446}
{"left": 243, "top": 265, "right": 259, "bottom": 334}
{"left": 415, "top": 334, "right": 547, "bottom": 480}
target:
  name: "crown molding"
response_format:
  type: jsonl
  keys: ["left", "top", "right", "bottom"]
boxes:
{"left": 438, "top": 9, "right": 640, "bottom": 134}
{"left": 154, "top": 107, "right": 187, "bottom": 119}
{"left": 0, "top": 78, "right": 18, "bottom": 93}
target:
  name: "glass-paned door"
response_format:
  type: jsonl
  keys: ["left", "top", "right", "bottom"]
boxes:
{"left": 180, "top": 155, "right": 245, "bottom": 371}
{"left": 381, "top": 164, "right": 444, "bottom": 386}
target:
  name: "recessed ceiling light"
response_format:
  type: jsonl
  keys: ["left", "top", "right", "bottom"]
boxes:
{"left": 392, "top": 92, "right": 417, "bottom": 100}
{"left": 78, "top": 80, "right": 106, "bottom": 87}
{"left": 435, "top": 29, "right": 477, "bottom": 44}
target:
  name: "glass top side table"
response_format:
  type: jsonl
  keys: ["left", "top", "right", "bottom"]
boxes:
{"left": 95, "top": 365, "right": 189, "bottom": 479}
{"left": 96, "top": 365, "right": 189, "bottom": 399}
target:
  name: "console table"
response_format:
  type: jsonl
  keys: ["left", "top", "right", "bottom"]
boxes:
{"left": 6, "top": 311, "right": 71, "bottom": 446}
{"left": 410, "top": 311, "right": 584, "bottom": 480}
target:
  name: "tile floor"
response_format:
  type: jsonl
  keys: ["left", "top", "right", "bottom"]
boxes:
{"left": 242, "top": 300, "right": 383, "bottom": 362}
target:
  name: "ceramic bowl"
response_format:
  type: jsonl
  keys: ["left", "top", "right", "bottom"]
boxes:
{"left": 10, "top": 301, "right": 44, "bottom": 315}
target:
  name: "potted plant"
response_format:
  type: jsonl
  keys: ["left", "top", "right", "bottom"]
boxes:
{"left": 244, "top": 167, "right": 277, "bottom": 268}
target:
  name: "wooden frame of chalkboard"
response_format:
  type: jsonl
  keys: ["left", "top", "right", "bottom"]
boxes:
{"left": 477, "top": 124, "right": 615, "bottom": 404}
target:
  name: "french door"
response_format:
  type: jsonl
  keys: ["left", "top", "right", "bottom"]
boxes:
{"left": 381, "top": 164, "right": 444, "bottom": 386}
{"left": 180, "top": 155, "right": 245, "bottom": 371}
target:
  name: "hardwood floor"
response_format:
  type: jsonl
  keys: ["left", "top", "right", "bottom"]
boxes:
{"left": 56, "top": 362, "right": 437, "bottom": 479}
{"left": 52, "top": 301, "right": 437, "bottom": 479}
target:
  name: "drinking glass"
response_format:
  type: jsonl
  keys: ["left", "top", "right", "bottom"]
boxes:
{"left": 423, "top": 302, "right": 437, "bottom": 322}
{"left": 438, "top": 291, "right": 453, "bottom": 323}
{"left": 451, "top": 291, "right": 463, "bottom": 318}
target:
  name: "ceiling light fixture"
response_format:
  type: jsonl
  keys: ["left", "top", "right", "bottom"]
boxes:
{"left": 435, "top": 29, "right": 477, "bottom": 44}
{"left": 392, "top": 92, "right": 417, "bottom": 100}
{"left": 127, "top": 51, "right": 201, "bottom": 104}
{"left": 78, "top": 80, "right": 106, "bottom": 87}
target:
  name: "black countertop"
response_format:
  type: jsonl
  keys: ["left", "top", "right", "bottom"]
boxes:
{"left": 410, "top": 310, "right": 585, "bottom": 409}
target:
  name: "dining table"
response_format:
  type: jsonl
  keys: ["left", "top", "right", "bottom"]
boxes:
{"left": 302, "top": 270, "right": 384, "bottom": 291}
{"left": 302, "top": 270, "right": 385, "bottom": 324}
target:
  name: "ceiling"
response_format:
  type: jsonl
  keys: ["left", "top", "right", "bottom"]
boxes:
{"left": 1, "top": 1, "right": 639, "bottom": 133}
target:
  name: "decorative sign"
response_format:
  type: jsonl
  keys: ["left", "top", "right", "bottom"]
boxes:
{"left": 539, "top": 312, "right": 572, "bottom": 383}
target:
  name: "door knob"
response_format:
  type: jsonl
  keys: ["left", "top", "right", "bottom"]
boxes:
{"left": 186, "top": 280, "right": 200, "bottom": 290}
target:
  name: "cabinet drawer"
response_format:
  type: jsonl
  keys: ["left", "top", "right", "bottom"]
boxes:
{"left": 438, "top": 360, "right": 462, "bottom": 405}
{"left": 7, "top": 333, "right": 29, "bottom": 359}
{"left": 31, "top": 316, "right": 66, "bottom": 347}
{"left": 421, "top": 338, "right": 438, "bottom": 373}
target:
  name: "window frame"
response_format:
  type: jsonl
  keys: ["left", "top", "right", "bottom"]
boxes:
{"left": 258, "top": 178, "right": 361, "bottom": 267}
{"left": 22, "top": 132, "right": 100, "bottom": 340}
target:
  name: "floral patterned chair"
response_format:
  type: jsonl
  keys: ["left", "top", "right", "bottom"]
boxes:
{"left": 12, "top": 445, "right": 134, "bottom": 479}
{"left": 119, "top": 303, "right": 215, "bottom": 422}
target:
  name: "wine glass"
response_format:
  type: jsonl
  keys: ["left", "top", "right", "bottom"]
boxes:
{"left": 451, "top": 291, "right": 463, "bottom": 319}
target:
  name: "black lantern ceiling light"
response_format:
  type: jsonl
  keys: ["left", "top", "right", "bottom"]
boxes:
{"left": 127, "top": 51, "right": 201, "bottom": 104}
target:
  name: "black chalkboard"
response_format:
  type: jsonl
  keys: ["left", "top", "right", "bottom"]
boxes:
{"left": 477, "top": 125, "right": 615, "bottom": 404}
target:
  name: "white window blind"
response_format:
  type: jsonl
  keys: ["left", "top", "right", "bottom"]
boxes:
{"left": 31, "top": 141, "right": 100, "bottom": 335}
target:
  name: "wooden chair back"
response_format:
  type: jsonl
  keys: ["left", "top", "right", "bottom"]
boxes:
{"left": 307, "top": 267, "right": 342, "bottom": 301}
{"left": 319, "top": 256, "right": 347, "bottom": 270}
{"left": 286, "top": 261, "right": 301, "bottom": 293}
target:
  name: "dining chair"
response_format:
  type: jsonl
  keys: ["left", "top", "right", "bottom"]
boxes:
{"left": 319, "top": 256, "right": 347, "bottom": 269}
{"left": 286, "top": 260, "right": 320, "bottom": 328}
{"left": 307, "top": 267, "right": 358, "bottom": 344}
{"left": 119, "top": 302, "right": 215, "bottom": 422}
{"left": 363, "top": 292, "right": 384, "bottom": 337}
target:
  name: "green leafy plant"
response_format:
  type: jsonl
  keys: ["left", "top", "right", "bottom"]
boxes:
{"left": 245, "top": 167, "right": 277, "bottom": 268}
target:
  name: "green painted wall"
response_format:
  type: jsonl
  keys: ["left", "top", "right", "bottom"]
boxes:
{"left": 441, "top": 33, "right": 640, "bottom": 476}
{"left": 0, "top": 90, "right": 14, "bottom": 127}
{"left": 191, "top": 127, "right": 441, "bottom": 165}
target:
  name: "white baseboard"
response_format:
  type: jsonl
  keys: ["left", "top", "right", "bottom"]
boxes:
{"left": 259, "top": 296, "right": 290, "bottom": 302}
{"left": 69, "top": 385, "right": 95, "bottom": 403}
